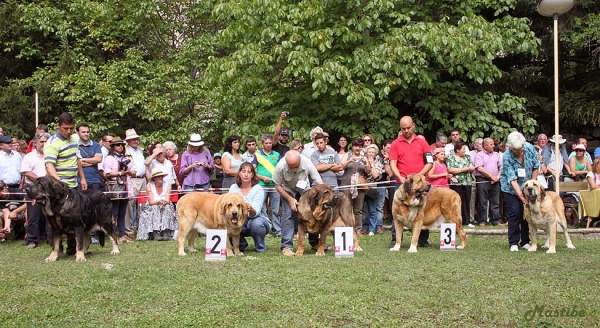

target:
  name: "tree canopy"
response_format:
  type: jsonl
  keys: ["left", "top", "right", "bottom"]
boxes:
{"left": 1, "top": 0, "right": 598, "bottom": 148}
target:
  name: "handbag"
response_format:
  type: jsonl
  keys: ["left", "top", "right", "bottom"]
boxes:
{"left": 105, "top": 182, "right": 126, "bottom": 200}
{"left": 357, "top": 175, "right": 369, "bottom": 190}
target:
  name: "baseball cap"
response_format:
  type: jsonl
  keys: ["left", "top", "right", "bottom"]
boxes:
{"left": 280, "top": 128, "right": 289, "bottom": 136}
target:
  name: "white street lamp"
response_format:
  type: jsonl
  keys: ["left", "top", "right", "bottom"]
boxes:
{"left": 536, "top": 0, "right": 575, "bottom": 194}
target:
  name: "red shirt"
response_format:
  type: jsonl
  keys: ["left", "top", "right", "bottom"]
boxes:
{"left": 389, "top": 135, "right": 431, "bottom": 182}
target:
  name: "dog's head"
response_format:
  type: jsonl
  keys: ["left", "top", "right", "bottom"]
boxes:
{"left": 220, "top": 193, "right": 248, "bottom": 228}
{"left": 522, "top": 179, "right": 544, "bottom": 203}
{"left": 26, "top": 176, "right": 69, "bottom": 207}
{"left": 398, "top": 174, "right": 431, "bottom": 205}
{"left": 305, "top": 184, "right": 338, "bottom": 220}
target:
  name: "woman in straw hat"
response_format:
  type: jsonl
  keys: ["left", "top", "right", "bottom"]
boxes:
{"left": 137, "top": 167, "right": 177, "bottom": 241}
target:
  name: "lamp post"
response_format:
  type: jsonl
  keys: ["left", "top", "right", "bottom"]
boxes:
{"left": 536, "top": 0, "right": 574, "bottom": 194}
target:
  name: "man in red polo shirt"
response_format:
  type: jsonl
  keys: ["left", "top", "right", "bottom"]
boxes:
{"left": 388, "top": 116, "right": 434, "bottom": 248}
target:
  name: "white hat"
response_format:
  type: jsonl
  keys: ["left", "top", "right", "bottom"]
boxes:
{"left": 549, "top": 134, "right": 566, "bottom": 144}
{"left": 188, "top": 134, "right": 204, "bottom": 147}
{"left": 574, "top": 144, "right": 586, "bottom": 151}
{"left": 124, "top": 128, "right": 141, "bottom": 141}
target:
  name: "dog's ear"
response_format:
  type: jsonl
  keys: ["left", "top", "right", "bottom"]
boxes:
{"left": 308, "top": 188, "right": 319, "bottom": 208}
{"left": 540, "top": 186, "right": 546, "bottom": 200}
{"left": 220, "top": 197, "right": 228, "bottom": 216}
{"left": 403, "top": 176, "right": 412, "bottom": 194}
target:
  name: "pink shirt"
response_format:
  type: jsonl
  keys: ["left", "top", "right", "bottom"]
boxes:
{"left": 20, "top": 151, "right": 46, "bottom": 184}
{"left": 104, "top": 155, "right": 134, "bottom": 198}
{"left": 473, "top": 150, "right": 501, "bottom": 177}
{"left": 427, "top": 162, "right": 449, "bottom": 188}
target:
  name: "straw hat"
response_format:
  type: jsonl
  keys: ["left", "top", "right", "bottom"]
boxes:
{"left": 549, "top": 135, "right": 566, "bottom": 144}
{"left": 150, "top": 167, "right": 168, "bottom": 179}
{"left": 124, "top": 128, "right": 141, "bottom": 141}
{"left": 188, "top": 134, "right": 204, "bottom": 147}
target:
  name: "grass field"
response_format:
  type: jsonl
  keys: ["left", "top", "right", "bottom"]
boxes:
{"left": 1, "top": 231, "right": 598, "bottom": 327}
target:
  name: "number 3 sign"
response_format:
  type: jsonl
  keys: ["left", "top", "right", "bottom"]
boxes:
{"left": 205, "top": 229, "right": 228, "bottom": 261}
{"left": 439, "top": 223, "right": 456, "bottom": 251}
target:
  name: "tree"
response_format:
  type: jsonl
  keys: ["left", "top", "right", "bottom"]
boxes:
{"left": 205, "top": 0, "right": 541, "bottom": 142}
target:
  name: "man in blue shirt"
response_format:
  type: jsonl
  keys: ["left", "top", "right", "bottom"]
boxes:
{"left": 76, "top": 124, "right": 103, "bottom": 191}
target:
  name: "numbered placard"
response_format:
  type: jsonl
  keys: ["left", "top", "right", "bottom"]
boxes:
{"left": 205, "top": 229, "right": 228, "bottom": 261}
{"left": 334, "top": 227, "right": 354, "bottom": 258}
{"left": 439, "top": 223, "right": 456, "bottom": 251}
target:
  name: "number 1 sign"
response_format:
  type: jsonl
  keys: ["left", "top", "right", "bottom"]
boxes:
{"left": 439, "top": 223, "right": 456, "bottom": 251}
{"left": 334, "top": 227, "right": 354, "bottom": 258}
{"left": 205, "top": 229, "right": 228, "bottom": 261}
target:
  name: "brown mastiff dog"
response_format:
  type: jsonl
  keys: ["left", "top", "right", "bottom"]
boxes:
{"left": 297, "top": 184, "right": 363, "bottom": 256}
{"left": 390, "top": 174, "right": 466, "bottom": 253}
{"left": 522, "top": 179, "right": 576, "bottom": 253}
{"left": 176, "top": 192, "right": 247, "bottom": 257}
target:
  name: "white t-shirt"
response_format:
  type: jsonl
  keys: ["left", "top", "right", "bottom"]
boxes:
{"left": 586, "top": 171, "right": 600, "bottom": 189}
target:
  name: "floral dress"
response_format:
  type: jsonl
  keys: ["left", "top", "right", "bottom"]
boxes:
{"left": 447, "top": 155, "right": 473, "bottom": 186}
{"left": 136, "top": 182, "right": 178, "bottom": 240}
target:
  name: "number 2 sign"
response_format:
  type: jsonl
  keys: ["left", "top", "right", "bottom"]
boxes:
{"left": 205, "top": 229, "right": 228, "bottom": 261}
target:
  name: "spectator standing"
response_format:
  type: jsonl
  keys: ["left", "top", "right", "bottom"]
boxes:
{"left": 211, "top": 153, "right": 225, "bottom": 191}
{"left": 242, "top": 136, "right": 258, "bottom": 165}
{"left": 180, "top": 134, "right": 214, "bottom": 191}
{"left": 124, "top": 128, "right": 146, "bottom": 238}
{"left": 426, "top": 148, "right": 451, "bottom": 188}
{"left": 429, "top": 132, "right": 448, "bottom": 152}
{"left": 310, "top": 133, "right": 343, "bottom": 188}
{"left": 76, "top": 124, "right": 103, "bottom": 191}
{"left": 302, "top": 126, "right": 324, "bottom": 158}
{"left": 473, "top": 138, "right": 503, "bottom": 226}
{"left": 145, "top": 142, "right": 179, "bottom": 192}
{"left": 26, "top": 124, "right": 48, "bottom": 153}
{"left": 0, "top": 135, "right": 23, "bottom": 237}
{"left": 20, "top": 132, "right": 50, "bottom": 248}
{"left": 255, "top": 134, "right": 282, "bottom": 237}
{"left": 388, "top": 116, "right": 434, "bottom": 248}
{"left": 340, "top": 138, "right": 371, "bottom": 235}
{"left": 104, "top": 137, "right": 135, "bottom": 244}
{"left": 445, "top": 128, "right": 470, "bottom": 158}
{"left": 500, "top": 131, "right": 539, "bottom": 252}
{"left": 447, "top": 141, "right": 475, "bottom": 227}
{"left": 221, "top": 135, "right": 243, "bottom": 190}
{"left": 362, "top": 143, "right": 383, "bottom": 236}
{"left": 164, "top": 141, "right": 184, "bottom": 187}
{"left": 273, "top": 112, "right": 290, "bottom": 158}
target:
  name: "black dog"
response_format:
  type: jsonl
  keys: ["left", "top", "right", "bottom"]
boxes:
{"left": 27, "top": 176, "right": 120, "bottom": 262}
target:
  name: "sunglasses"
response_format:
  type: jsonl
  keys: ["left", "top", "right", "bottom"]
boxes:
{"left": 363, "top": 138, "right": 371, "bottom": 142}
{"left": 575, "top": 150, "right": 584, "bottom": 152}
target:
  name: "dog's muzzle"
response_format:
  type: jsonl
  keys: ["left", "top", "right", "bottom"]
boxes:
{"left": 415, "top": 184, "right": 431, "bottom": 199}
{"left": 322, "top": 196, "right": 339, "bottom": 210}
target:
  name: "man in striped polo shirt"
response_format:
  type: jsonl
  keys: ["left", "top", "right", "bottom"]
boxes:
{"left": 44, "top": 112, "right": 87, "bottom": 256}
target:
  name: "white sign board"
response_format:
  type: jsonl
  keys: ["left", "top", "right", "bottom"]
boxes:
{"left": 439, "top": 223, "right": 456, "bottom": 251}
{"left": 334, "top": 227, "right": 354, "bottom": 258}
{"left": 205, "top": 229, "right": 227, "bottom": 261}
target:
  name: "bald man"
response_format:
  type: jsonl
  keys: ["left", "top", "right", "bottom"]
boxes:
{"left": 272, "top": 150, "right": 323, "bottom": 256}
{"left": 388, "top": 116, "right": 434, "bottom": 249}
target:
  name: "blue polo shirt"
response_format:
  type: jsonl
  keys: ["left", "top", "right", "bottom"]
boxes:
{"left": 77, "top": 140, "right": 102, "bottom": 184}
{"left": 500, "top": 142, "right": 540, "bottom": 195}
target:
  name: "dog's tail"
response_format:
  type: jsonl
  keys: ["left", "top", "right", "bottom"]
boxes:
{"left": 97, "top": 231, "right": 106, "bottom": 247}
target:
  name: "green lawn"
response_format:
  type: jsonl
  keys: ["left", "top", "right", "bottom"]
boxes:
{"left": 0, "top": 232, "right": 597, "bottom": 327}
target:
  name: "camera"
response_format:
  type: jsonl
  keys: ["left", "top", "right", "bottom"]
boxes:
{"left": 284, "top": 111, "right": 290, "bottom": 117}
{"left": 119, "top": 159, "right": 131, "bottom": 171}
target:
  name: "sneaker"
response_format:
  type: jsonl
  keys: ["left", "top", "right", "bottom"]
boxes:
{"left": 91, "top": 237, "right": 100, "bottom": 245}
{"left": 376, "top": 227, "right": 385, "bottom": 234}
{"left": 368, "top": 232, "right": 374, "bottom": 236}
{"left": 281, "top": 247, "right": 295, "bottom": 256}
{"left": 467, "top": 224, "right": 475, "bottom": 228}
{"left": 418, "top": 241, "right": 431, "bottom": 248}
{"left": 510, "top": 245, "right": 519, "bottom": 252}
{"left": 356, "top": 230, "right": 364, "bottom": 236}
{"left": 521, "top": 244, "right": 531, "bottom": 250}
{"left": 479, "top": 222, "right": 486, "bottom": 227}
{"left": 361, "top": 228, "right": 369, "bottom": 235}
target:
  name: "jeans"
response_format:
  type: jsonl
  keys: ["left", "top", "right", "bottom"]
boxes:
{"left": 342, "top": 188, "right": 366, "bottom": 231}
{"left": 184, "top": 182, "right": 210, "bottom": 191}
{"left": 503, "top": 192, "right": 530, "bottom": 247}
{"left": 265, "top": 190, "right": 281, "bottom": 235}
{"left": 240, "top": 216, "right": 272, "bottom": 252}
{"left": 279, "top": 192, "right": 318, "bottom": 249}
{"left": 475, "top": 178, "right": 500, "bottom": 224}
{"left": 112, "top": 199, "right": 128, "bottom": 237}
{"left": 363, "top": 189, "right": 384, "bottom": 233}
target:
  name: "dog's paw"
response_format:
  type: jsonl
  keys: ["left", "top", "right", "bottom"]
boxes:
{"left": 75, "top": 256, "right": 87, "bottom": 262}
{"left": 389, "top": 246, "right": 400, "bottom": 252}
{"left": 407, "top": 246, "right": 418, "bottom": 253}
{"left": 456, "top": 245, "right": 464, "bottom": 250}
{"left": 546, "top": 249, "right": 556, "bottom": 254}
{"left": 178, "top": 252, "right": 187, "bottom": 256}
{"left": 528, "top": 246, "right": 537, "bottom": 252}
{"left": 110, "top": 250, "right": 120, "bottom": 255}
{"left": 188, "top": 248, "right": 197, "bottom": 253}
{"left": 315, "top": 251, "right": 325, "bottom": 256}
{"left": 566, "top": 244, "right": 576, "bottom": 249}
{"left": 237, "top": 252, "right": 244, "bottom": 256}
{"left": 541, "top": 243, "right": 549, "bottom": 249}
{"left": 355, "top": 246, "right": 363, "bottom": 252}
{"left": 44, "top": 256, "right": 58, "bottom": 263}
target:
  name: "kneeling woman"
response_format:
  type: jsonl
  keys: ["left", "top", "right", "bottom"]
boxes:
{"left": 228, "top": 162, "right": 271, "bottom": 252}
{"left": 137, "top": 168, "right": 178, "bottom": 240}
